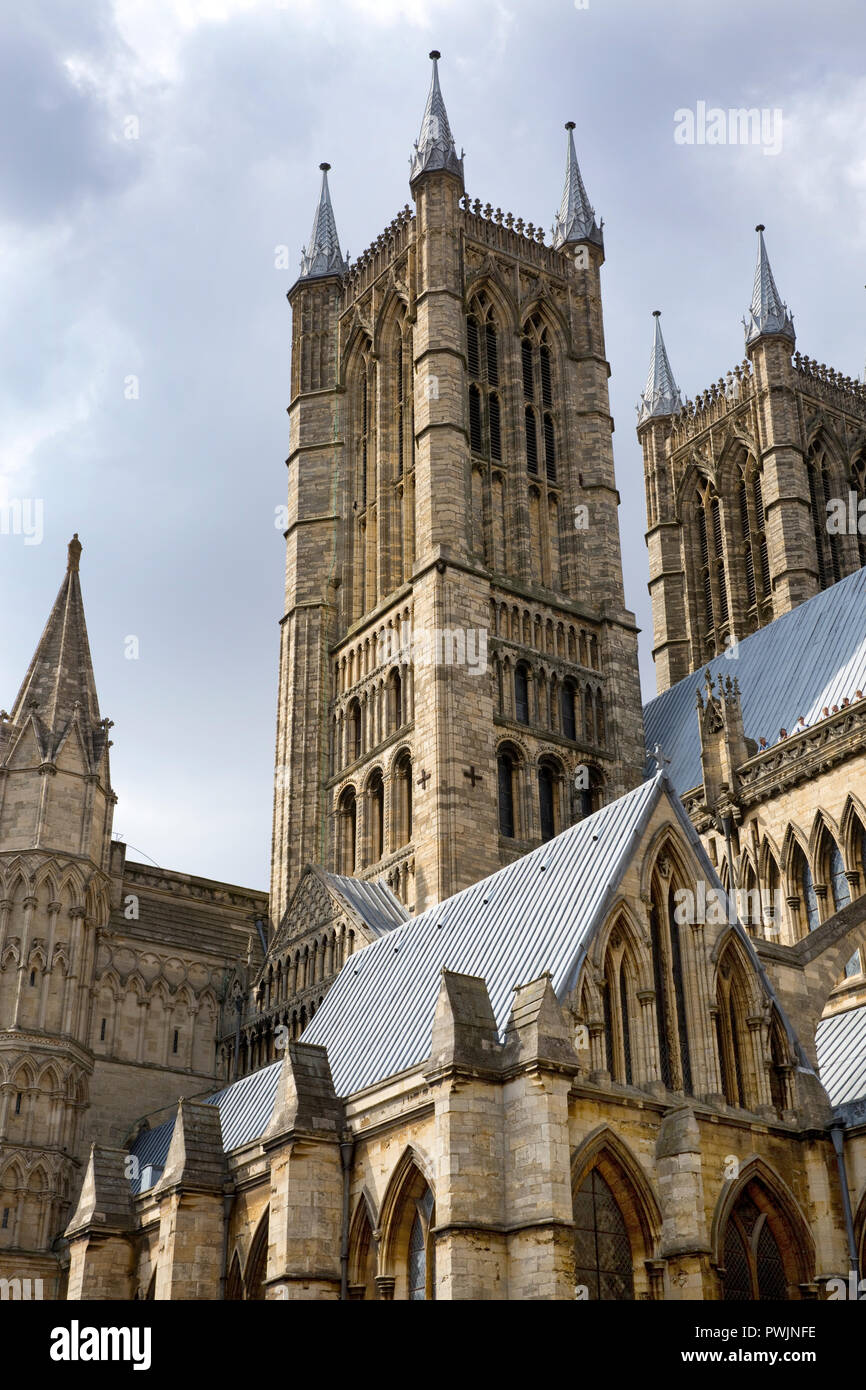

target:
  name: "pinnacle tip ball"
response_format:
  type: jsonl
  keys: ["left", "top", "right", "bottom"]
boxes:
{"left": 755, "top": 223, "right": 765, "bottom": 233}
{"left": 319, "top": 162, "right": 331, "bottom": 172}
{"left": 429, "top": 49, "right": 440, "bottom": 60}
{"left": 565, "top": 120, "right": 576, "bottom": 130}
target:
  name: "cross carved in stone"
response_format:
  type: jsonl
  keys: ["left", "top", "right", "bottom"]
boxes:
{"left": 463, "top": 765, "right": 483, "bottom": 787}
{"left": 417, "top": 769, "right": 431, "bottom": 789}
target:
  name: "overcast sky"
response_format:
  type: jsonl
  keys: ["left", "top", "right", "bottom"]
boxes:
{"left": 1, "top": 0, "right": 864, "bottom": 891}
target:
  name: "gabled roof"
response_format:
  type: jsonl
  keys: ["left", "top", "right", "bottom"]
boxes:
{"left": 269, "top": 864, "right": 407, "bottom": 956}
{"left": 303, "top": 774, "right": 682, "bottom": 1096}
{"left": 644, "top": 567, "right": 866, "bottom": 796}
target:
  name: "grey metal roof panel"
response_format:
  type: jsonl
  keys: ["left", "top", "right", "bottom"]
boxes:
{"left": 302, "top": 774, "right": 662, "bottom": 1097}
{"left": 324, "top": 873, "right": 409, "bottom": 936}
{"left": 644, "top": 567, "right": 866, "bottom": 796}
{"left": 205, "top": 1060, "right": 282, "bottom": 1152}
{"left": 128, "top": 1118, "right": 174, "bottom": 1194}
{"left": 816, "top": 1005, "right": 866, "bottom": 1107}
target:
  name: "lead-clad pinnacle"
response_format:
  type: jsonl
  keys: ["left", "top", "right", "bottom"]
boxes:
{"left": 637, "top": 311, "right": 683, "bottom": 424}
{"left": 410, "top": 51, "right": 464, "bottom": 186}
{"left": 298, "top": 163, "right": 347, "bottom": 281}
{"left": 745, "top": 225, "right": 794, "bottom": 347}
{"left": 552, "top": 121, "right": 602, "bottom": 250}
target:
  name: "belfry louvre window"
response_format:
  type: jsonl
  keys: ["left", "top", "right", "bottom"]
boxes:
{"left": 525, "top": 408, "right": 538, "bottom": 475}
{"left": 573, "top": 1170, "right": 634, "bottom": 1300}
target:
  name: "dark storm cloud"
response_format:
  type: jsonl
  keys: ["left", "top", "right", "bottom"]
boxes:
{"left": 0, "top": 4, "right": 143, "bottom": 224}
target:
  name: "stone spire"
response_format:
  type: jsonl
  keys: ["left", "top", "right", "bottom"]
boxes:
{"left": 298, "top": 163, "right": 347, "bottom": 281}
{"left": 551, "top": 122, "right": 602, "bottom": 249}
{"left": 637, "top": 312, "right": 683, "bottom": 424}
{"left": 410, "top": 50, "right": 464, "bottom": 185}
{"left": 745, "top": 224, "right": 794, "bottom": 347}
{"left": 9, "top": 533, "right": 101, "bottom": 734}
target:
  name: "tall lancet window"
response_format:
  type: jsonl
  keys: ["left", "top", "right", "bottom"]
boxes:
{"left": 694, "top": 479, "right": 729, "bottom": 654}
{"left": 466, "top": 293, "right": 503, "bottom": 566}
{"left": 351, "top": 344, "right": 376, "bottom": 620}
{"left": 852, "top": 455, "right": 866, "bottom": 569}
{"left": 807, "top": 444, "right": 841, "bottom": 590}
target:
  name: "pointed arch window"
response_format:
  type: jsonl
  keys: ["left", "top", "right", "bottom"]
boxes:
{"left": 721, "top": 1189, "right": 790, "bottom": 1301}
{"left": 828, "top": 842, "right": 850, "bottom": 913}
{"left": 649, "top": 869, "right": 693, "bottom": 1093}
{"left": 852, "top": 455, "right": 866, "bottom": 568}
{"left": 543, "top": 413, "right": 556, "bottom": 482}
{"left": 573, "top": 1169, "right": 634, "bottom": 1301}
{"left": 467, "top": 297, "right": 501, "bottom": 465}
{"left": 808, "top": 446, "right": 841, "bottom": 590}
{"left": 525, "top": 407, "right": 538, "bottom": 475}
{"left": 794, "top": 848, "right": 820, "bottom": 932}
{"left": 716, "top": 950, "right": 749, "bottom": 1107}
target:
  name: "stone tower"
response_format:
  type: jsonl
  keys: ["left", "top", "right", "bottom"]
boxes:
{"left": 270, "top": 54, "right": 645, "bottom": 928}
{"left": 639, "top": 226, "right": 866, "bottom": 694}
{"left": 0, "top": 535, "right": 115, "bottom": 1295}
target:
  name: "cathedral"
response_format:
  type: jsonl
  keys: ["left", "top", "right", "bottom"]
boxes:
{"left": 1, "top": 53, "right": 865, "bottom": 1303}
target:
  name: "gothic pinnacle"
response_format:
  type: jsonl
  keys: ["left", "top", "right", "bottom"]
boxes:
{"left": 745, "top": 224, "right": 794, "bottom": 347}
{"left": 410, "top": 50, "right": 464, "bottom": 186}
{"left": 298, "top": 162, "right": 347, "bottom": 281}
{"left": 637, "top": 311, "right": 683, "bottom": 424}
{"left": 551, "top": 120, "right": 602, "bottom": 250}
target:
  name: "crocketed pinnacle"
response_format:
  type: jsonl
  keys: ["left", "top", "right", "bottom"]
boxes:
{"left": 299, "top": 163, "right": 347, "bottom": 281}
{"left": 551, "top": 122, "right": 602, "bottom": 249}
{"left": 637, "top": 312, "right": 683, "bottom": 424}
{"left": 9, "top": 534, "right": 101, "bottom": 732}
{"left": 410, "top": 51, "right": 464, "bottom": 185}
{"left": 745, "top": 225, "right": 794, "bottom": 347}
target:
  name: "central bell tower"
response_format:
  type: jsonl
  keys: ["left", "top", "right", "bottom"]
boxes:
{"left": 270, "top": 54, "right": 645, "bottom": 929}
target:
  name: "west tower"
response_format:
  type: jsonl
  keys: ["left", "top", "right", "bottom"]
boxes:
{"left": 639, "top": 227, "right": 866, "bottom": 693}
{"left": 271, "top": 55, "right": 645, "bottom": 928}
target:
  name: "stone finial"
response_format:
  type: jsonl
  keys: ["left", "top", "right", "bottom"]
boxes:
{"left": 426, "top": 969, "right": 501, "bottom": 1076}
{"left": 502, "top": 974, "right": 578, "bottom": 1071}
{"left": 152, "top": 1099, "right": 227, "bottom": 1194}
{"left": 264, "top": 1041, "right": 343, "bottom": 1139}
{"left": 65, "top": 1144, "right": 135, "bottom": 1236}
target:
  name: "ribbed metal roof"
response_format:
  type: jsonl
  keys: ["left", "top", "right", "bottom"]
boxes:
{"left": 644, "top": 567, "right": 866, "bottom": 796}
{"left": 816, "top": 1005, "right": 866, "bottom": 1107}
{"left": 128, "top": 1118, "right": 174, "bottom": 1195}
{"left": 128, "top": 1060, "right": 282, "bottom": 1190}
{"left": 324, "top": 873, "right": 409, "bottom": 936}
{"left": 303, "top": 775, "right": 667, "bottom": 1096}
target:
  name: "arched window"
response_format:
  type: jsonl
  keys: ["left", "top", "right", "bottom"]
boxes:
{"left": 245, "top": 1210, "right": 269, "bottom": 1301}
{"left": 602, "top": 929, "right": 635, "bottom": 1086}
{"left": 467, "top": 296, "right": 501, "bottom": 463}
{"left": 514, "top": 663, "right": 530, "bottom": 724}
{"left": 828, "top": 841, "right": 850, "bottom": 913}
{"left": 575, "top": 765, "right": 603, "bottom": 820}
{"left": 807, "top": 445, "right": 841, "bottom": 590}
{"left": 368, "top": 771, "right": 384, "bottom": 863}
{"left": 498, "top": 749, "right": 518, "bottom": 839}
{"left": 573, "top": 1169, "right": 634, "bottom": 1301}
{"left": 338, "top": 788, "right": 357, "bottom": 874}
{"left": 852, "top": 454, "right": 866, "bottom": 568}
{"left": 794, "top": 846, "right": 819, "bottom": 932}
{"left": 468, "top": 384, "right": 482, "bottom": 454}
{"left": 721, "top": 1187, "right": 792, "bottom": 1301}
{"left": 538, "top": 760, "right": 559, "bottom": 842}
{"left": 694, "top": 480, "right": 730, "bottom": 652}
{"left": 388, "top": 667, "right": 403, "bottom": 730}
{"left": 525, "top": 407, "right": 538, "bottom": 475}
{"left": 347, "top": 698, "right": 362, "bottom": 763}
{"left": 715, "top": 946, "right": 750, "bottom": 1107}
{"left": 393, "top": 753, "right": 412, "bottom": 848}
{"left": 649, "top": 867, "right": 692, "bottom": 1093}
{"left": 543, "top": 413, "right": 556, "bottom": 483}
{"left": 560, "top": 680, "right": 577, "bottom": 740}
